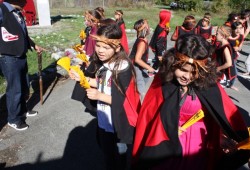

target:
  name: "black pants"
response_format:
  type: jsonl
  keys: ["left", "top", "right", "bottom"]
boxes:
{"left": 97, "top": 127, "right": 132, "bottom": 170}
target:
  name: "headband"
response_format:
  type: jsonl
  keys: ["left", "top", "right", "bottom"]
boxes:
{"left": 184, "top": 18, "right": 196, "bottom": 23}
{"left": 203, "top": 17, "right": 210, "bottom": 22}
{"left": 115, "top": 11, "right": 123, "bottom": 16}
{"left": 85, "top": 11, "right": 99, "bottom": 23}
{"left": 138, "top": 20, "right": 148, "bottom": 32}
{"left": 218, "top": 26, "right": 231, "bottom": 38}
{"left": 175, "top": 52, "right": 208, "bottom": 79}
{"left": 90, "top": 34, "right": 121, "bottom": 47}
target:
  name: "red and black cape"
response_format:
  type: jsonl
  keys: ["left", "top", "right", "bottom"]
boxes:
{"left": 111, "top": 66, "right": 141, "bottom": 144}
{"left": 133, "top": 75, "right": 249, "bottom": 169}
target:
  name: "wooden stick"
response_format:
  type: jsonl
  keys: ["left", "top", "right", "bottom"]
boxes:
{"left": 38, "top": 52, "right": 43, "bottom": 105}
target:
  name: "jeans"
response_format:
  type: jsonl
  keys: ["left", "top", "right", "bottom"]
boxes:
{"left": 0, "top": 55, "right": 29, "bottom": 123}
{"left": 134, "top": 66, "right": 149, "bottom": 100}
{"left": 228, "top": 59, "right": 237, "bottom": 87}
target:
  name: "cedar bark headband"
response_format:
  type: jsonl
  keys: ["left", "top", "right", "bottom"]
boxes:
{"left": 90, "top": 34, "right": 121, "bottom": 48}
{"left": 138, "top": 20, "right": 148, "bottom": 32}
{"left": 218, "top": 26, "right": 231, "bottom": 38}
{"left": 115, "top": 11, "right": 123, "bottom": 16}
{"left": 85, "top": 11, "right": 99, "bottom": 23}
{"left": 175, "top": 52, "right": 208, "bottom": 79}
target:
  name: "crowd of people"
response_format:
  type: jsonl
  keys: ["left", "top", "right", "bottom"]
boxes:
{"left": 68, "top": 7, "right": 250, "bottom": 170}
{"left": 1, "top": 0, "right": 250, "bottom": 169}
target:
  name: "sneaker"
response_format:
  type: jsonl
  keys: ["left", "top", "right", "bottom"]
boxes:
{"left": 26, "top": 110, "right": 38, "bottom": 117}
{"left": 8, "top": 121, "right": 29, "bottom": 131}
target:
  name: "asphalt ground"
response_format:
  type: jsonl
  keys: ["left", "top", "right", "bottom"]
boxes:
{"left": 0, "top": 36, "right": 250, "bottom": 170}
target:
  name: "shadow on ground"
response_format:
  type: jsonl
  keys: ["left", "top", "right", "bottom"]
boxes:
{"left": 238, "top": 76, "right": 250, "bottom": 91}
{"left": 2, "top": 119, "right": 105, "bottom": 170}
{"left": 51, "top": 15, "right": 77, "bottom": 25}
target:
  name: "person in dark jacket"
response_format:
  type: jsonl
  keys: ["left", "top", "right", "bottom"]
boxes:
{"left": 0, "top": 0, "right": 42, "bottom": 131}
{"left": 149, "top": 9, "right": 171, "bottom": 70}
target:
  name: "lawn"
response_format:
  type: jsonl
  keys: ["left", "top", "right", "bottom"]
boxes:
{"left": 0, "top": 7, "right": 228, "bottom": 94}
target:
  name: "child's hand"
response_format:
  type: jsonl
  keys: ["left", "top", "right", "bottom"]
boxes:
{"left": 147, "top": 67, "right": 155, "bottom": 73}
{"left": 234, "top": 46, "right": 239, "bottom": 52}
{"left": 178, "top": 126, "right": 187, "bottom": 136}
{"left": 158, "top": 56, "right": 163, "bottom": 62}
{"left": 69, "top": 69, "right": 80, "bottom": 81}
{"left": 86, "top": 88, "right": 101, "bottom": 100}
{"left": 220, "top": 134, "right": 238, "bottom": 154}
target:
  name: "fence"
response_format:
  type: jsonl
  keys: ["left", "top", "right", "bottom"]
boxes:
{"left": 47, "top": 0, "right": 154, "bottom": 8}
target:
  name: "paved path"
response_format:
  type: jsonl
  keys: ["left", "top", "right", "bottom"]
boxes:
{"left": 0, "top": 36, "right": 250, "bottom": 170}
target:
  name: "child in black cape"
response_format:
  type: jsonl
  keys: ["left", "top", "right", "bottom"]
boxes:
{"left": 133, "top": 34, "right": 249, "bottom": 170}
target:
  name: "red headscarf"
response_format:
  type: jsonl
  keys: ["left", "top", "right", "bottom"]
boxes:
{"left": 159, "top": 9, "right": 171, "bottom": 28}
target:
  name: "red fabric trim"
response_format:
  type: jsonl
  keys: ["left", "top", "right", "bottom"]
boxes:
{"left": 123, "top": 78, "right": 140, "bottom": 127}
{"left": 120, "top": 23, "right": 129, "bottom": 54}
{"left": 158, "top": 30, "right": 167, "bottom": 38}
{"left": 144, "top": 113, "right": 169, "bottom": 146}
{"left": 217, "top": 83, "right": 248, "bottom": 132}
{"left": 133, "top": 75, "right": 168, "bottom": 157}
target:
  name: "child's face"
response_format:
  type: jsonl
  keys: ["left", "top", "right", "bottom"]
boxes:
{"left": 174, "top": 63, "right": 194, "bottom": 86}
{"left": 235, "top": 25, "right": 244, "bottom": 35}
{"left": 144, "top": 23, "right": 150, "bottom": 35}
{"left": 216, "top": 30, "right": 223, "bottom": 41}
{"left": 201, "top": 18, "right": 209, "bottom": 27}
{"left": 246, "top": 15, "right": 250, "bottom": 22}
{"left": 95, "top": 41, "right": 118, "bottom": 63}
{"left": 114, "top": 13, "right": 121, "bottom": 20}
{"left": 84, "top": 20, "right": 91, "bottom": 27}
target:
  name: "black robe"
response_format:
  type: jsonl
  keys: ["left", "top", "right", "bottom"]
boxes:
{"left": 105, "top": 65, "right": 141, "bottom": 144}
{"left": 71, "top": 61, "right": 101, "bottom": 113}
{"left": 133, "top": 75, "right": 249, "bottom": 169}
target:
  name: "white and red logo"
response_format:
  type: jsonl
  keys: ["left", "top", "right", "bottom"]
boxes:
{"left": 1, "top": 27, "right": 19, "bottom": 42}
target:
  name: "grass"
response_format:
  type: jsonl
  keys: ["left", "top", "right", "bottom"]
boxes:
{"left": 0, "top": 7, "right": 230, "bottom": 94}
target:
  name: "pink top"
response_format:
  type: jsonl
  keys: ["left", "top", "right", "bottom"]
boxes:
{"left": 154, "top": 94, "right": 209, "bottom": 170}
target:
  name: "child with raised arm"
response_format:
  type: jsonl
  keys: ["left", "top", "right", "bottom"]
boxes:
{"left": 70, "top": 24, "right": 140, "bottom": 170}
{"left": 129, "top": 19, "right": 155, "bottom": 100}
{"left": 132, "top": 34, "right": 249, "bottom": 170}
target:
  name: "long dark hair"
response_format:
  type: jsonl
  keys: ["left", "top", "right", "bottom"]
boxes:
{"left": 159, "top": 34, "right": 218, "bottom": 89}
{"left": 92, "top": 24, "right": 136, "bottom": 94}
